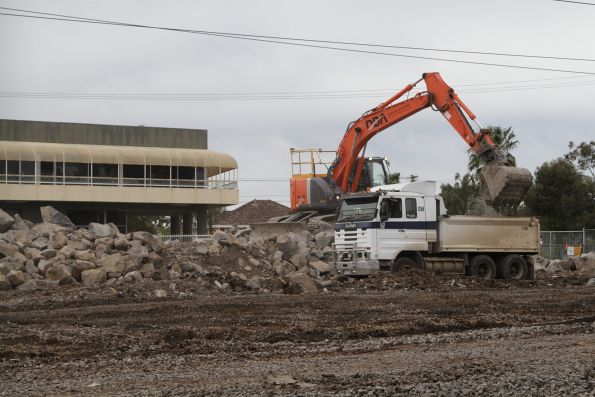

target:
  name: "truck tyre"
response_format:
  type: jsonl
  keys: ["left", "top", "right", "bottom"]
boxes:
{"left": 469, "top": 255, "right": 496, "bottom": 280}
{"left": 393, "top": 257, "right": 418, "bottom": 272}
{"left": 497, "top": 254, "right": 528, "bottom": 280}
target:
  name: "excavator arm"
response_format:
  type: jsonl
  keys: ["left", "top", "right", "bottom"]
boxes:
{"left": 330, "top": 72, "right": 532, "bottom": 205}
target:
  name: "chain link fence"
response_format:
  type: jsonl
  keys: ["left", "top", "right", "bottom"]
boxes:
{"left": 540, "top": 229, "right": 595, "bottom": 259}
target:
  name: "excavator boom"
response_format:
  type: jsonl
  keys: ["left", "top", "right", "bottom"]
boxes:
{"left": 329, "top": 72, "right": 533, "bottom": 207}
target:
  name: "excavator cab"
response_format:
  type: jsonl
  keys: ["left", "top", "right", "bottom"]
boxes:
{"left": 289, "top": 150, "right": 390, "bottom": 213}
{"left": 355, "top": 157, "right": 390, "bottom": 191}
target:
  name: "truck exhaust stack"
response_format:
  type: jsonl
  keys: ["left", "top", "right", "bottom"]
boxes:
{"left": 480, "top": 163, "right": 533, "bottom": 206}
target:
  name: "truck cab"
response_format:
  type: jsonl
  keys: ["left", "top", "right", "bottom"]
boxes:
{"left": 334, "top": 181, "right": 441, "bottom": 275}
{"left": 333, "top": 181, "right": 539, "bottom": 280}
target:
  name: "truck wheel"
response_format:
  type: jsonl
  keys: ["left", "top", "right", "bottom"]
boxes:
{"left": 470, "top": 255, "right": 496, "bottom": 280}
{"left": 393, "top": 257, "right": 418, "bottom": 272}
{"left": 498, "top": 254, "right": 528, "bottom": 280}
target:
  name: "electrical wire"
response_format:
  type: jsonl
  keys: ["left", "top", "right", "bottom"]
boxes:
{"left": 1, "top": 7, "right": 595, "bottom": 75}
{"left": 553, "top": 0, "right": 595, "bottom": 5}
{"left": 1, "top": 5, "right": 593, "bottom": 63}
{"left": 2, "top": 78, "right": 594, "bottom": 101}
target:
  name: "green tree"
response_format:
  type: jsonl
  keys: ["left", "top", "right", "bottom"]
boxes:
{"left": 468, "top": 126, "right": 519, "bottom": 174}
{"left": 565, "top": 140, "right": 594, "bottom": 177}
{"left": 439, "top": 173, "right": 480, "bottom": 215}
{"left": 207, "top": 206, "right": 227, "bottom": 231}
{"left": 524, "top": 159, "right": 595, "bottom": 230}
{"left": 127, "top": 215, "right": 170, "bottom": 234}
{"left": 387, "top": 172, "right": 400, "bottom": 184}
{"left": 408, "top": 174, "right": 418, "bottom": 182}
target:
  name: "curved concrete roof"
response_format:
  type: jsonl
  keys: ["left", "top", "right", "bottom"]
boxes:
{"left": 1, "top": 141, "right": 237, "bottom": 176}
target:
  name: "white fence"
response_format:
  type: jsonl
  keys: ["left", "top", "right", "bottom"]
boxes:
{"left": 540, "top": 229, "right": 595, "bottom": 259}
{"left": 157, "top": 234, "right": 212, "bottom": 243}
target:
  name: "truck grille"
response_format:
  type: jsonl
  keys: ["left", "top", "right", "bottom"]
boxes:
{"left": 334, "top": 229, "right": 372, "bottom": 250}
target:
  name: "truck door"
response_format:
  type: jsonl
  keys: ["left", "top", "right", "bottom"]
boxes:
{"left": 377, "top": 197, "right": 405, "bottom": 260}
{"left": 401, "top": 197, "right": 429, "bottom": 251}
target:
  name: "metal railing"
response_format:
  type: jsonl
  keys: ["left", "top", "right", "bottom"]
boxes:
{"left": 540, "top": 229, "right": 595, "bottom": 259}
{"left": 0, "top": 173, "right": 237, "bottom": 189}
{"left": 157, "top": 234, "right": 212, "bottom": 243}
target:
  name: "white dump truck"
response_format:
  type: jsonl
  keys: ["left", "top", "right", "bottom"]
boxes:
{"left": 332, "top": 181, "right": 540, "bottom": 280}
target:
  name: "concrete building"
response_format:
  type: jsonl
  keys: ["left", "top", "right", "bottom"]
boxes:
{"left": 0, "top": 119, "right": 238, "bottom": 234}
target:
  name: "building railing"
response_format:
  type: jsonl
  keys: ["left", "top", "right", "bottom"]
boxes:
{"left": 0, "top": 173, "right": 237, "bottom": 189}
{"left": 540, "top": 229, "right": 595, "bottom": 259}
{"left": 158, "top": 234, "right": 212, "bottom": 243}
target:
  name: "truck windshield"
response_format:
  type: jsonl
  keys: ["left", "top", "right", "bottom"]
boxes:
{"left": 337, "top": 196, "right": 379, "bottom": 222}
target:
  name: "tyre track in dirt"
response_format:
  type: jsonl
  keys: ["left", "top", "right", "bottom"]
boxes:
{"left": 1, "top": 286, "right": 594, "bottom": 396}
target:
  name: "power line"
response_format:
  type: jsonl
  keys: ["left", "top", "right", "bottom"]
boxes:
{"left": 1, "top": 6, "right": 593, "bottom": 63}
{"left": 2, "top": 78, "right": 594, "bottom": 101}
{"left": 0, "top": 73, "right": 592, "bottom": 99}
{"left": 3, "top": 74, "right": 592, "bottom": 99}
{"left": 553, "top": 0, "right": 595, "bottom": 5}
{"left": 1, "top": 8, "right": 595, "bottom": 75}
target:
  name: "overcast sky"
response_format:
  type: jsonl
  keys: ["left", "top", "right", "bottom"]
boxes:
{"left": 1, "top": 0, "right": 594, "bottom": 207}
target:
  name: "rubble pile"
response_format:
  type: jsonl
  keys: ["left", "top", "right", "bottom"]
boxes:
{"left": 161, "top": 223, "right": 339, "bottom": 294}
{"left": 0, "top": 207, "right": 166, "bottom": 292}
{"left": 0, "top": 206, "right": 344, "bottom": 295}
{"left": 533, "top": 253, "right": 595, "bottom": 276}
{"left": 2, "top": 206, "right": 594, "bottom": 297}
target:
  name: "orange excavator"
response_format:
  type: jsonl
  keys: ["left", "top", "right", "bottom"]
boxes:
{"left": 289, "top": 72, "right": 533, "bottom": 217}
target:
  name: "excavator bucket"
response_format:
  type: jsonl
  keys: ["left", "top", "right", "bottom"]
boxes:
{"left": 480, "top": 163, "right": 533, "bottom": 206}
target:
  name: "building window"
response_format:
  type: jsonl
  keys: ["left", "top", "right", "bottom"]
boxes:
{"left": 55, "top": 162, "right": 65, "bottom": 184}
{"left": 92, "top": 163, "right": 118, "bottom": 185}
{"left": 64, "top": 162, "right": 89, "bottom": 184}
{"left": 6, "top": 161, "right": 18, "bottom": 182}
{"left": 176, "top": 166, "right": 195, "bottom": 187}
{"left": 146, "top": 165, "right": 170, "bottom": 186}
{"left": 123, "top": 164, "right": 144, "bottom": 186}
{"left": 40, "top": 161, "right": 55, "bottom": 184}
{"left": 196, "top": 167, "right": 205, "bottom": 186}
{"left": 20, "top": 161, "right": 35, "bottom": 183}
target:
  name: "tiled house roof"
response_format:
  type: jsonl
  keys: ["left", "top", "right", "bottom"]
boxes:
{"left": 217, "top": 200, "right": 290, "bottom": 225}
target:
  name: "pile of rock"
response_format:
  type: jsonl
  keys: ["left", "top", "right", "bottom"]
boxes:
{"left": 161, "top": 223, "right": 338, "bottom": 295}
{"left": 0, "top": 206, "right": 341, "bottom": 295}
{"left": 0, "top": 207, "right": 165, "bottom": 291}
{"left": 533, "top": 253, "right": 595, "bottom": 281}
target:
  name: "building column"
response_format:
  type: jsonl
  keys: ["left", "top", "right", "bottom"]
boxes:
{"left": 196, "top": 205, "right": 208, "bottom": 235}
{"left": 170, "top": 215, "right": 181, "bottom": 235}
{"left": 182, "top": 212, "right": 194, "bottom": 235}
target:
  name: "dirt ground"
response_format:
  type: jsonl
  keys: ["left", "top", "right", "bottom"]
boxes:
{"left": 1, "top": 278, "right": 594, "bottom": 397}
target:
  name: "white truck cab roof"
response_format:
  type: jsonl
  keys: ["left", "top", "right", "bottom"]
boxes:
{"left": 368, "top": 181, "right": 447, "bottom": 215}
{"left": 370, "top": 181, "right": 437, "bottom": 196}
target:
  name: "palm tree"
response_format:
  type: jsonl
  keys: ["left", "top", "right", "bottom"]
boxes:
{"left": 467, "top": 126, "right": 518, "bottom": 174}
